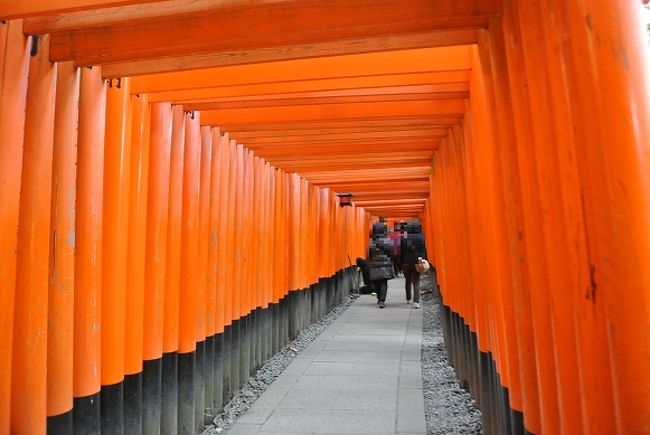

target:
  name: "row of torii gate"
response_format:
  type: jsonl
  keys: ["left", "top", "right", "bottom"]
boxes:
{"left": 0, "top": 1, "right": 649, "bottom": 434}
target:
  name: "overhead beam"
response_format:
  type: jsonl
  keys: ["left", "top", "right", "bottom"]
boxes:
{"left": 130, "top": 47, "right": 471, "bottom": 94}
{"left": 178, "top": 83, "right": 469, "bottom": 106}
{"left": 101, "top": 31, "right": 479, "bottom": 77}
{"left": 144, "top": 71, "right": 470, "bottom": 103}
{"left": 267, "top": 151, "right": 433, "bottom": 163}
{"left": 325, "top": 180, "right": 430, "bottom": 193}
{"left": 200, "top": 100, "right": 466, "bottom": 125}
{"left": 0, "top": 0, "right": 163, "bottom": 19}
{"left": 219, "top": 116, "right": 462, "bottom": 134}
{"left": 275, "top": 160, "right": 431, "bottom": 173}
{"left": 229, "top": 123, "right": 455, "bottom": 140}
{"left": 48, "top": 0, "right": 499, "bottom": 65}
{"left": 184, "top": 92, "right": 469, "bottom": 111}
{"left": 348, "top": 190, "right": 430, "bottom": 201}
{"left": 241, "top": 129, "right": 450, "bottom": 146}
{"left": 304, "top": 168, "right": 431, "bottom": 184}
{"left": 23, "top": 0, "right": 288, "bottom": 32}
{"left": 355, "top": 199, "right": 427, "bottom": 205}
{"left": 249, "top": 141, "right": 441, "bottom": 157}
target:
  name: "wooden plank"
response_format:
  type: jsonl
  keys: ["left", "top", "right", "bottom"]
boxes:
{"left": 241, "top": 129, "right": 450, "bottom": 146}
{"left": 184, "top": 92, "right": 469, "bottom": 111}
{"left": 249, "top": 141, "right": 441, "bottom": 157}
{"left": 268, "top": 151, "right": 433, "bottom": 163}
{"left": 0, "top": 0, "right": 163, "bottom": 19}
{"left": 23, "top": 0, "right": 287, "bottom": 33}
{"left": 48, "top": 0, "right": 499, "bottom": 65}
{"left": 102, "top": 31, "right": 479, "bottom": 77}
{"left": 325, "top": 180, "right": 430, "bottom": 192}
{"left": 177, "top": 84, "right": 469, "bottom": 105}
{"left": 131, "top": 47, "right": 471, "bottom": 94}
{"left": 218, "top": 116, "right": 462, "bottom": 134}
{"left": 304, "top": 168, "right": 431, "bottom": 183}
{"left": 276, "top": 160, "right": 432, "bottom": 173}
{"left": 347, "top": 190, "right": 430, "bottom": 201}
{"left": 145, "top": 72, "right": 470, "bottom": 103}
{"left": 230, "top": 124, "right": 453, "bottom": 140}
{"left": 200, "top": 100, "right": 466, "bottom": 125}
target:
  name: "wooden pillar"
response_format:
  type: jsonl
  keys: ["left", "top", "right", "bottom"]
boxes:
{"left": 0, "top": 21, "right": 29, "bottom": 433}
{"left": 12, "top": 34, "right": 57, "bottom": 435}
{"left": 74, "top": 65, "right": 106, "bottom": 433}
{"left": 47, "top": 61, "right": 79, "bottom": 433}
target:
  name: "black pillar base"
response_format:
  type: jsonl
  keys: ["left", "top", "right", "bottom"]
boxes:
{"left": 47, "top": 409, "right": 73, "bottom": 435}
{"left": 161, "top": 352, "right": 178, "bottom": 435}
{"left": 142, "top": 358, "right": 162, "bottom": 435}
{"left": 178, "top": 351, "right": 195, "bottom": 435}
{"left": 123, "top": 372, "right": 142, "bottom": 435}
{"left": 73, "top": 392, "right": 101, "bottom": 435}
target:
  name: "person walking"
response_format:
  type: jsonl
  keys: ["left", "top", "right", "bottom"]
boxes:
{"left": 389, "top": 221, "right": 404, "bottom": 276}
{"left": 367, "top": 222, "right": 395, "bottom": 309}
{"left": 400, "top": 221, "right": 428, "bottom": 309}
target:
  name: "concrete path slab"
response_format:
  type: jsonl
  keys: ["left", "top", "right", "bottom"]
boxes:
{"left": 229, "top": 277, "right": 426, "bottom": 434}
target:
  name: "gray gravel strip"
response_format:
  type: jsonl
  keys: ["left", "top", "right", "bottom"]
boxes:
{"left": 420, "top": 272, "right": 482, "bottom": 434}
{"left": 203, "top": 292, "right": 360, "bottom": 434}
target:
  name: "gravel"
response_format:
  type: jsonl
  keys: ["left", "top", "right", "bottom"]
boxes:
{"left": 420, "top": 272, "right": 483, "bottom": 434}
{"left": 203, "top": 292, "right": 360, "bottom": 434}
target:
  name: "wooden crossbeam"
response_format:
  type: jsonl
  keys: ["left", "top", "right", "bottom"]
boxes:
{"left": 1, "top": 0, "right": 163, "bottom": 19}
{"left": 23, "top": 0, "right": 287, "bottom": 31}
{"left": 218, "top": 116, "right": 462, "bottom": 134}
{"left": 145, "top": 72, "right": 470, "bottom": 103}
{"left": 179, "top": 83, "right": 468, "bottom": 107}
{"left": 184, "top": 92, "right": 469, "bottom": 111}
{"left": 200, "top": 100, "right": 466, "bottom": 125}
{"left": 47, "top": 0, "right": 498, "bottom": 65}
{"left": 130, "top": 48, "right": 471, "bottom": 94}
{"left": 241, "top": 129, "right": 449, "bottom": 146}
{"left": 229, "top": 124, "right": 452, "bottom": 140}
{"left": 102, "top": 31, "right": 480, "bottom": 77}
{"left": 267, "top": 151, "right": 433, "bottom": 163}
{"left": 247, "top": 141, "right": 442, "bottom": 158}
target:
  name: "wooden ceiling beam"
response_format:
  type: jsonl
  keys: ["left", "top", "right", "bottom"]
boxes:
{"left": 349, "top": 191, "right": 430, "bottom": 201}
{"left": 249, "top": 141, "right": 441, "bottom": 157}
{"left": 183, "top": 84, "right": 469, "bottom": 104}
{"left": 241, "top": 129, "right": 449, "bottom": 146}
{"left": 47, "top": 0, "right": 498, "bottom": 65}
{"left": 267, "top": 151, "right": 433, "bottom": 163}
{"left": 304, "top": 168, "right": 431, "bottom": 184}
{"left": 23, "top": 0, "right": 287, "bottom": 32}
{"left": 326, "top": 180, "right": 430, "bottom": 194}
{"left": 130, "top": 47, "right": 471, "bottom": 94}
{"left": 277, "top": 160, "right": 431, "bottom": 173}
{"left": 102, "top": 31, "right": 479, "bottom": 77}
{"left": 1, "top": 0, "right": 163, "bottom": 19}
{"left": 144, "top": 72, "right": 470, "bottom": 103}
{"left": 184, "top": 92, "right": 469, "bottom": 111}
{"left": 218, "top": 116, "right": 462, "bottom": 133}
{"left": 230, "top": 124, "right": 452, "bottom": 140}
{"left": 200, "top": 100, "right": 466, "bottom": 125}
{"left": 356, "top": 200, "right": 427, "bottom": 207}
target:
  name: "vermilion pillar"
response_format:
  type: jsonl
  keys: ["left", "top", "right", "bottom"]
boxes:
{"left": 47, "top": 61, "right": 79, "bottom": 431}
{"left": 11, "top": 34, "right": 57, "bottom": 435}
{"left": 74, "top": 65, "right": 106, "bottom": 432}
{"left": 0, "top": 21, "right": 29, "bottom": 434}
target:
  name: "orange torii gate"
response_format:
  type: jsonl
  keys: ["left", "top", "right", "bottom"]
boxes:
{"left": 0, "top": 1, "right": 649, "bottom": 434}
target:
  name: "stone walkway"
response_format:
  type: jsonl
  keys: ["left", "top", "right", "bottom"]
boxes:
{"left": 228, "top": 277, "right": 426, "bottom": 435}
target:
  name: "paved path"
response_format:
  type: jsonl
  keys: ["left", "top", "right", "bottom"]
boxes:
{"left": 228, "top": 277, "right": 426, "bottom": 435}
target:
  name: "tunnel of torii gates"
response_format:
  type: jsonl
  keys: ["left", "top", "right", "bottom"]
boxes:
{"left": 0, "top": 0, "right": 649, "bottom": 434}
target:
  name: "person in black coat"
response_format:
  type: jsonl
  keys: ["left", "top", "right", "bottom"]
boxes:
{"left": 367, "top": 222, "right": 395, "bottom": 308}
{"left": 400, "top": 221, "right": 428, "bottom": 309}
